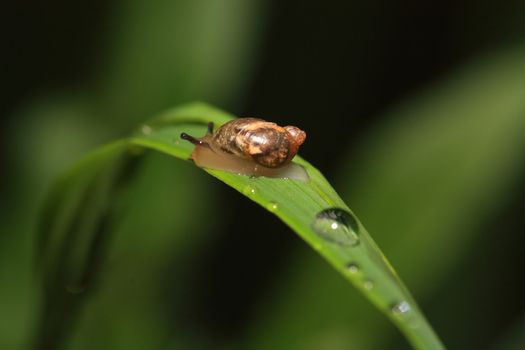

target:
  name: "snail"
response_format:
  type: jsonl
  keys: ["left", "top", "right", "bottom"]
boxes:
{"left": 181, "top": 118, "right": 309, "bottom": 180}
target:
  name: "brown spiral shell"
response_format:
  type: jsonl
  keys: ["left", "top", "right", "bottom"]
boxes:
{"left": 206, "top": 118, "right": 306, "bottom": 168}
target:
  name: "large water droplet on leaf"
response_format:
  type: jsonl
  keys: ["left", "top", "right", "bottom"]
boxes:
{"left": 312, "top": 208, "right": 360, "bottom": 246}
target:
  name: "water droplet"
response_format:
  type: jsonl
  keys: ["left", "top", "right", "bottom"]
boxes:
{"left": 391, "top": 301, "right": 411, "bottom": 315}
{"left": 242, "top": 185, "right": 256, "bottom": 196}
{"left": 363, "top": 279, "right": 374, "bottom": 290}
{"left": 312, "top": 208, "right": 360, "bottom": 246}
{"left": 391, "top": 301, "right": 419, "bottom": 328}
{"left": 141, "top": 124, "right": 153, "bottom": 135}
{"left": 267, "top": 201, "right": 278, "bottom": 212}
{"left": 346, "top": 263, "right": 360, "bottom": 274}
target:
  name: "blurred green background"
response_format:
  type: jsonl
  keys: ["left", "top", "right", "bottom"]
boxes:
{"left": 2, "top": 0, "right": 525, "bottom": 349}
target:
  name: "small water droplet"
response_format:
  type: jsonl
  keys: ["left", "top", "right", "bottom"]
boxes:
{"left": 363, "top": 279, "right": 374, "bottom": 290}
{"left": 242, "top": 185, "right": 256, "bottom": 196}
{"left": 141, "top": 124, "right": 153, "bottom": 135}
{"left": 391, "top": 301, "right": 419, "bottom": 328}
{"left": 312, "top": 208, "right": 360, "bottom": 246}
{"left": 267, "top": 201, "right": 278, "bottom": 212}
{"left": 346, "top": 263, "right": 360, "bottom": 274}
{"left": 391, "top": 301, "right": 411, "bottom": 315}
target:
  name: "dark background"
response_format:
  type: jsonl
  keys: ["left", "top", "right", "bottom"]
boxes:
{"left": 2, "top": 1, "right": 525, "bottom": 349}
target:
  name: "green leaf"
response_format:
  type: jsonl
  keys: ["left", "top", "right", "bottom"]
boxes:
{"left": 37, "top": 102, "right": 444, "bottom": 350}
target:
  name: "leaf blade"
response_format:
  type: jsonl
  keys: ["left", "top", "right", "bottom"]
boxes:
{"left": 39, "top": 102, "right": 445, "bottom": 350}
{"left": 130, "top": 102, "right": 445, "bottom": 350}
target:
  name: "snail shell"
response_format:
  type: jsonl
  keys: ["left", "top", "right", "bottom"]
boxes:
{"left": 209, "top": 118, "right": 306, "bottom": 168}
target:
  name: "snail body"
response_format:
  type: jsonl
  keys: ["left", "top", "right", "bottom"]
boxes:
{"left": 181, "top": 118, "right": 308, "bottom": 180}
